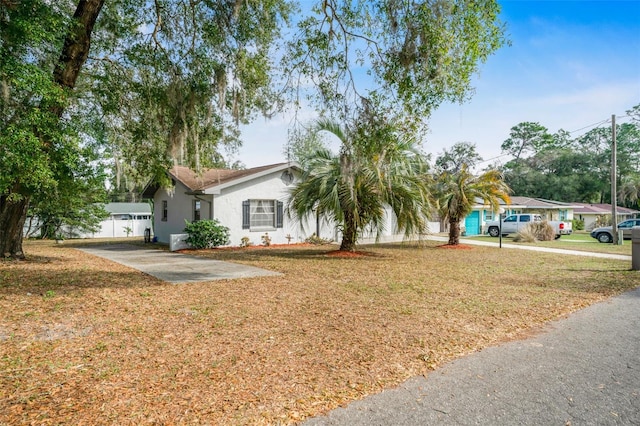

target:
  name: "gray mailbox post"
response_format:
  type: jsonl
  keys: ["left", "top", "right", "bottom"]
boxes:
{"left": 633, "top": 227, "right": 640, "bottom": 271}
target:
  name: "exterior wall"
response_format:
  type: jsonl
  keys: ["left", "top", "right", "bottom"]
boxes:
{"left": 213, "top": 172, "right": 314, "bottom": 246}
{"left": 152, "top": 169, "right": 330, "bottom": 246}
{"left": 153, "top": 181, "right": 209, "bottom": 244}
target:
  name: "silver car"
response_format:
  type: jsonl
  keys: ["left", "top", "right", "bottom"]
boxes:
{"left": 590, "top": 219, "right": 640, "bottom": 243}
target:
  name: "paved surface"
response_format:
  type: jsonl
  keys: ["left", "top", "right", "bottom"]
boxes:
{"left": 305, "top": 286, "right": 640, "bottom": 425}
{"left": 423, "top": 235, "right": 633, "bottom": 261}
{"left": 78, "top": 244, "right": 281, "bottom": 284}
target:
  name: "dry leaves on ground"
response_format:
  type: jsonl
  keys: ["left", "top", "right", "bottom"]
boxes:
{"left": 1, "top": 240, "right": 638, "bottom": 425}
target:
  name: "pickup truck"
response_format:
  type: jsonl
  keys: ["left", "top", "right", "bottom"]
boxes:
{"left": 484, "top": 213, "right": 573, "bottom": 239}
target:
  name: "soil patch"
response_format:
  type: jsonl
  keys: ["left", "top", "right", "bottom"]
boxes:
{"left": 437, "top": 244, "right": 473, "bottom": 250}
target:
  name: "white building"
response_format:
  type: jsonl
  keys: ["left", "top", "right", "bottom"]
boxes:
{"left": 145, "top": 163, "right": 335, "bottom": 247}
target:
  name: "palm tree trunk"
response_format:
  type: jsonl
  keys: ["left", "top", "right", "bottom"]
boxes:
{"left": 448, "top": 218, "right": 461, "bottom": 246}
{"left": 340, "top": 211, "right": 358, "bottom": 252}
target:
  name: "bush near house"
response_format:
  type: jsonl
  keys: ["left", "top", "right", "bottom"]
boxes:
{"left": 572, "top": 219, "right": 585, "bottom": 231}
{"left": 184, "top": 219, "right": 230, "bottom": 249}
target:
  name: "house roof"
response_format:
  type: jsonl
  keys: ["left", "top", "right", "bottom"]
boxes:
{"left": 572, "top": 203, "right": 639, "bottom": 215}
{"left": 104, "top": 202, "right": 152, "bottom": 214}
{"left": 169, "top": 163, "right": 299, "bottom": 192}
{"left": 507, "top": 197, "right": 578, "bottom": 209}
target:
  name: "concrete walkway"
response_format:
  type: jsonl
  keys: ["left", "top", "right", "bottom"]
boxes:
{"left": 305, "top": 286, "right": 640, "bottom": 425}
{"left": 426, "top": 235, "right": 633, "bottom": 261}
{"left": 78, "top": 244, "right": 281, "bottom": 284}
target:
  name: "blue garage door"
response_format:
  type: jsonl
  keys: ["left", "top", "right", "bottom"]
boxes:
{"left": 464, "top": 211, "right": 480, "bottom": 236}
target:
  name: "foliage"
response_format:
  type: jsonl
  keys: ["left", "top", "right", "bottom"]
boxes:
{"left": 513, "top": 222, "right": 555, "bottom": 242}
{"left": 1, "top": 0, "right": 506, "bottom": 258}
{"left": 500, "top": 105, "right": 640, "bottom": 206}
{"left": 435, "top": 142, "right": 482, "bottom": 173}
{"left": 304, "top": 233, "right": 333, "bottom": 245}
{"left": 435, "top": 165, "right": 510, "bottom": 245}
{"left": 240, "top": 236, "right": 252, "bottom": 248}
{"left": 184, "top": 219, "right": 230, "bottom": 249}
{"left": 595, "top": 215, "right": 611, "bottom": 228}
{"left": 289, "top": 112, "right": 432, "bottom": 252}
{"left": 285, "top": 0, "right": 506, "bottom": 128}
{"left": 572, "top": 219, "right": 585, "bottom": 231}
{"left": 261, "top": 233, "right": 272, "bottom": 247}
{"left": 0, "top": 0, "right": 293, "bottom": 257}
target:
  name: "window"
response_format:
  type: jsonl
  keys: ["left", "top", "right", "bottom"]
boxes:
{"left": 519, "top": 215, "right": 531, "bottom": 222}
{"left": 504, "top": 215, "right": 517, "bottom": 223}
{"left": 484, "top": 211, "right": 494, "bottom": 221}
{"left": 242, "top": 199, "right": 283, "bottom": 230}
{"left": 559, "top": 209, "right": 567, "bottom": 220}
{"left": 193, "top": 200, "right": 201, "bottom": 222}
{"left": 162, "top": 200, "right": 168, "bottom": 221}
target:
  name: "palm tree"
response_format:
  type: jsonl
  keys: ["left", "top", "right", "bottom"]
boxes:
{"left": 619, "top": 176, "right": 640, "bottom": 209}
{"left": 436, "top": 165, "right": 511, "bottom": 245}
{"left": 289, "top": 118, "right": 432, "bottom": 252}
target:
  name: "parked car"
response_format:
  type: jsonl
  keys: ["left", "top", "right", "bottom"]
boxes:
{"left": 484, "top": 213, "right": 572, "bottom": 239}
{"left": 590, "top": 219, "right": 640, "bottom": 243}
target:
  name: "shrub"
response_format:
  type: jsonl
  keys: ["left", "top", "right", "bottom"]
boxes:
{"left": 261, "top": 233, "right": 271, "bottom": 246}
{"left": 305, "top": 233, "right": 333, "bottom": 245}
{"left": 184, "top": 219, "right": 230, "bottom": 249}
{"left": 240, "top": 236, "right": 252, "bottom": 247}
{"left": 513, "top": 221, "right": 555, "bottom": 242}
{"left": 572, "top": 219, "right": 584, "bottom": 231}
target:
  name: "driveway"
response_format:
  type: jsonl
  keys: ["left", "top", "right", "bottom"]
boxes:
{"left": 78, "top": 244, "right": 281, "bottom": 284}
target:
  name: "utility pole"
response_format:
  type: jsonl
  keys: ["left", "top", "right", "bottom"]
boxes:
{"left": 611, "top": 114, "right": 618, "bottom": 245}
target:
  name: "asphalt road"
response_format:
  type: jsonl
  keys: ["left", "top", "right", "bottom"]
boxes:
{"left": 305, "top": 286, "right": 640, "bottom": 425}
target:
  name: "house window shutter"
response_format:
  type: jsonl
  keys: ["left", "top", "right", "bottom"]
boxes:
{"left": 242, "top": 200, "right": 250, "bottom": 229}
{"left": 276, "top": 201, "right": 283, "bottom": 228}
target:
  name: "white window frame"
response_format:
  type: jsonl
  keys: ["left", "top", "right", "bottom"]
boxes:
{"left": 249, "top": 199, "right": 276, "bottom": 230}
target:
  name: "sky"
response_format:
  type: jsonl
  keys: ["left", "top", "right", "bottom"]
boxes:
{"left": 235, "top": 0, "right": 640, "bottom": 169}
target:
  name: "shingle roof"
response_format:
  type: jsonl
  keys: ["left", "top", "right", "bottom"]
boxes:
{"left": 573, "top": 203, "right": 639, "bottom": 215}
{"left": 508, "top": 196, "right": 574, "bottom": 209}
{"left": 169, "top": 163, "right": 289, "bottom": 191}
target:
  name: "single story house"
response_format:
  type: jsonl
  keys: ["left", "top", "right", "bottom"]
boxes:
{"left": 464, "top": 197, "right": 578, "bottom": 236}
{"left": 144, "top": 163, "right": 336, "bottom": 248}
{"left": 572, "top": 203, "right": 639, "bottom": 231}
{"left": 144, "top": 162, "right": 437, "bottom": 249}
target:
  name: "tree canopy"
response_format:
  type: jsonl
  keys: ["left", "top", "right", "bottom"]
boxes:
{"left": 499, "top": 105, "right": 640, "bottom": 208}
{"left": 289, "top": 113, "right": 432, "bottom": 252}
{"left": 1, "top": 0, "right": 507, "bottom": 258}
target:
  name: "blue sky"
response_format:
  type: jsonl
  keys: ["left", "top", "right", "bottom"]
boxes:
{"left": 237, "top": 0, "right": 640, "bottom": 168}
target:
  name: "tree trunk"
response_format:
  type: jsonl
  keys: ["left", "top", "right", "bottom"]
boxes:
{"left": 340, "top": 211, "right": 358, "bottom": 252}
{"left": 0, "top": 194, "right": 30, "bottom": 259}
{"left": 448, "top": 218, "right": 460, "bottom": 246}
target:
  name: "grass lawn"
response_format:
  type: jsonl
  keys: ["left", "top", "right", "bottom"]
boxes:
{"left": 1, "top": 239, "right": 639, "bottom": 424}
{"left": 465, "top": 231, "right": 633, "bottom": 256}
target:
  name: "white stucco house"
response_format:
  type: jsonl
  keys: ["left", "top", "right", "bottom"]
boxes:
{"left": 145, "top": 163, "right": 336, "bottom": 248}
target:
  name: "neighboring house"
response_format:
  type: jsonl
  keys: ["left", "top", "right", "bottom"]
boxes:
{"left": 23, "top": 202, "right": 153, "bottom": 239}
{"left": 463, "top": 199, "right": 527, "bottom": 236}
{"left": 144, "top": 163, "right": 335, "bottom": 247}
{"left": 572, "top": 203, "right": 639, "bottom": 231}
{"left": 464, "top": 196, "right": 578, "bottom": 236}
